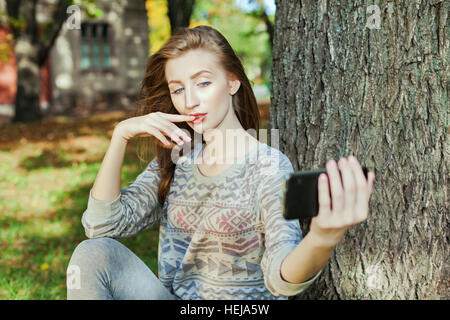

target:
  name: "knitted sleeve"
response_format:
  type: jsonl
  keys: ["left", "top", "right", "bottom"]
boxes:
{"left": 81, "top": 157, "right": 163, "bottom": 239}
{"left": 258, "top": 153, "right": 322, "bottom": 297}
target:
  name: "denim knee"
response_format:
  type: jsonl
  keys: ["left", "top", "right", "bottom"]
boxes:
{"left": 68, "top": 237, "right": 119, "bottom": 271}
{"left": 67, "top": 237, "right": 122, "bottom": 299}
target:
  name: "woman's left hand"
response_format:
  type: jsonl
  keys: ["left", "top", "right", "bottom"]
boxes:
{"left": 309, "top": 156, "right": 376, "bottom": 248}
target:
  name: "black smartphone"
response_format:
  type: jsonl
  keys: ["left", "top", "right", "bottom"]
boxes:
{"left": 281, "top": 166, "right": 369, "bottom": 220}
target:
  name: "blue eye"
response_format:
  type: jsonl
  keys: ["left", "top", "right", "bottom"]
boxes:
{"left": 171, "top": 82, "right": 211, "bottom": 95}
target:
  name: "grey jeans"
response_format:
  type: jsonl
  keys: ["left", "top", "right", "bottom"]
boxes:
{"left": 66, "top": 237, "right": 179, "bottom": 300}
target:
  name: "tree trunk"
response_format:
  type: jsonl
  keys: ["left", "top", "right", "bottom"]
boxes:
{"left": 167, "top": 0, "right": 196, "bottom": 35}
{"left": 7, "top": 0, "right": 70, "bottom": 123}
{"left": 7, "top": 0, "right": 42, "bottom": 122}
{"left": 12, "top": 38, "right": 43, "bottom": 122}
{"left": 271, "top": 0, "right": 448, "bottom": 299}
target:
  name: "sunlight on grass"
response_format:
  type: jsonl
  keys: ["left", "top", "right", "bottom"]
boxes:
{"left": 0, "top": 107, "right": 269, "bottom": 299}
{"left": 0, "top": 111, "right": 162, "bottom": 299}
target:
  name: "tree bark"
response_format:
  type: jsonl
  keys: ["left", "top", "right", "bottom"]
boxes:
{"left": 167, "top": 0, "right": 196, "bottom": 35}
{"left": 271, "top": 0, "right": 448, "bottom": 299}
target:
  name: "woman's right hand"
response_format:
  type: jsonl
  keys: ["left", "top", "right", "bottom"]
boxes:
{"left": 114, "top": 111, "right": 196, "bottom": 147}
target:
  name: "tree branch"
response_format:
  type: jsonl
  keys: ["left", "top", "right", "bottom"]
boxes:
{"left": 254, "top": 0, "right": 274, "bottom": 49}
{"left": 261, "top": 9, "right": 274, "bottom": 49}
{"left": 38, "top": 0, "right": 72, "bottom": 66}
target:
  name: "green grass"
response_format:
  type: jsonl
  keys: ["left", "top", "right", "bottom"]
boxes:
{"left": 0, "top": 111, "right": 160, "bottom": 299}
{"left": 0, "top": 107, "right": 269, "bottom": 299}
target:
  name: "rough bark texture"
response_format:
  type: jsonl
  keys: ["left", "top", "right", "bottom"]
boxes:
{"left": 271, "top": 0, "right": 448, "bottom": 299}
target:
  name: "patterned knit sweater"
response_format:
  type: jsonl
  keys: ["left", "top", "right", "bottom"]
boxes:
{"left": 81, "top": 141, "right": 322, "bottom": 299}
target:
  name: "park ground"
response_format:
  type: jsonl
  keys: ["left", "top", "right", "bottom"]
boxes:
{"left": 0, "top": 105, "right": 269, "bottom": 299}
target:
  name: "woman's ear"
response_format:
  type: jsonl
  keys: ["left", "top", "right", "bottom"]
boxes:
{"left": 228, "top": 73, "right": 241, "bottom": 95}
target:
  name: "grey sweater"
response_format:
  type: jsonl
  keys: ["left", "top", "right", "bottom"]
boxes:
{"left": 82, "top": 141, "right": 322, "bottom": 299}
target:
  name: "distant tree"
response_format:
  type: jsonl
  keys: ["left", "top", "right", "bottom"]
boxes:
{"left": 188, "top": 0, "right": 274, "bottom": 87}
{"left": 4, "top": 0, "right": 101, "bottom": 123}
{"left": 167, "top": 0, "right": 196, "bottom": 35}
{"left": 245, "top": 0, "right": 274, "bottom": 49}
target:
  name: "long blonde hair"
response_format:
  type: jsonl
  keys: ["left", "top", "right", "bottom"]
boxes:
{"left": 134, "top": 25, "right": 260, "bottom": 205}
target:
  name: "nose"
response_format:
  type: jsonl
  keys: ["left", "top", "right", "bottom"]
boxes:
{"left": 184, "top": 84, "right": 199, "bottom": 110}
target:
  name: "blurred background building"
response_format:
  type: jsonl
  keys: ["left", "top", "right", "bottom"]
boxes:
{"left": 0, "top": 0, "right": 273, "bottom": 123}
{"left": 0, "top": 0, "right": 149, "bottom": 119}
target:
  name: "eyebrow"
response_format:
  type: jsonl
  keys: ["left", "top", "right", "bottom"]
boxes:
{"left": 168, "top": 70, "right": 212, "bottom": 85}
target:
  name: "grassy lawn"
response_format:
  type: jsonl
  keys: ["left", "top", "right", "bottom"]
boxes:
{"left": 0, "top": 107, "right": 269, "bottom": 300}
{"left": 0, "top": 111, "right": 160, "bottom": 299}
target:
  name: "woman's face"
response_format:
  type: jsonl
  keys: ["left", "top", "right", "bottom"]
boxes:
{"left": 165, "top": 49, "right": 240, "bottom": 135}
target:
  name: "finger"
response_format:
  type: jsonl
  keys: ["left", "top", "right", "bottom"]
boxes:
{"left": 158, "top": 113, "right": 197, "bottom": 122}
{"left": 145, "top": 126, "right": 173, "bottom": 147}
{"left": 169, "top": 124, "right": 192, "bottom": 142}
{"left": 160, "top": 118, "right": 192, "bottom": 142}
{"left": 150, "top": 118, "right": 187, "bottom": 145}
{"left": 326, "top": 159, "right": 344, "bottom": 213}
{"left": 162, "top": 119, "right": 192, "bottom": 143}
{"left": 347, "top": 156, "right": 369, "bottom": 222}
{"left": 338, "top": 157, "right": 357, "bottom": 222}
{"left": 348, "top": 156, "right": 368, "bottom": 187}
{"left": 317, "top": 173, "right": 331, "bottom": 218}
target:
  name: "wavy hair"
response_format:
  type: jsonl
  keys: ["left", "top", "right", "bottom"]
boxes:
{"left": 134, "top": 25, "right": 260, "bottom": 205}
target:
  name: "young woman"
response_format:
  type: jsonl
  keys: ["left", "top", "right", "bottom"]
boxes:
{"left": 67, "top": 25, "right": 375, "bottom": 300}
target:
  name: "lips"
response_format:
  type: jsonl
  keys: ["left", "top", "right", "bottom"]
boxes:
{"left": 189, "top": 113, "right": 207, "bottom": 124}
{"left": 189, "top": 113, "right": 207, "bottom": 117}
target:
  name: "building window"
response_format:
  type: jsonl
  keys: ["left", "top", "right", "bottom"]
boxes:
{"left": 80, "top": 22, "right": 113, "bottom": 72}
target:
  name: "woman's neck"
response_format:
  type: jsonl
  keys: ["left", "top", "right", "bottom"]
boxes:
{"left": 201, "top": 107, "right": 259, "bottom": 165}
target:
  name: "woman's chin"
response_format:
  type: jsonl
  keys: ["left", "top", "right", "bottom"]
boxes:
{"left": 191, "top": 122, "right": 208, "bottom": 134}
